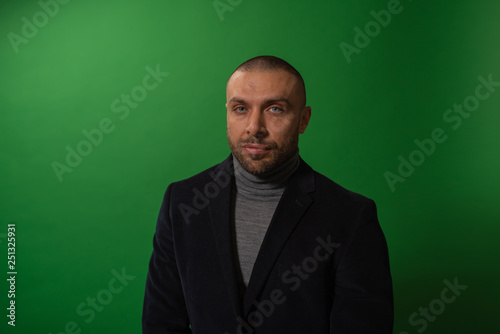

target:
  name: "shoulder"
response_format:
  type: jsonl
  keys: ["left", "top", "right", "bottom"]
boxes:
{"left": 299, "top": 159, "right": 373, "bottom": 205}
{"left": 298, "top": 162, "right": 381, "bottom": 247}
{"left": 314, "top": 169, "right": 372, "bottom": 204}
{"left": 297, "top": 160, "right": 376, "bottom": 218}
{"left": 163, "top": 155, "right": 233, "bottom": 202}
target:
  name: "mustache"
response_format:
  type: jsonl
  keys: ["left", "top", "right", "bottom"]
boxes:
{"left": 239, "top": 136, "right": 278, "bottom": 149}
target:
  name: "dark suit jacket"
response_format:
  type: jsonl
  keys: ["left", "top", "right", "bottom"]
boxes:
{"left": 143, "top": 155, "right": 393, "bottom": 333}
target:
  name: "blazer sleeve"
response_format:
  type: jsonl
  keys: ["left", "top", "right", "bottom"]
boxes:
{"left": 330, "top": 199, "right": 394, "bottom": 334}
{"left": 142, "top": 184, "right": 192, "bottom": 334}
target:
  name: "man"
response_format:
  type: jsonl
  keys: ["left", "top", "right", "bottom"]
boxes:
{"left": 143, "top": 56, "right": 393, "bottom": 333}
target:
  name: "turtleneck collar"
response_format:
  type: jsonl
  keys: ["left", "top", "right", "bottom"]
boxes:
{"left": 233, "top": 150, "right": 300, "bottom": 194}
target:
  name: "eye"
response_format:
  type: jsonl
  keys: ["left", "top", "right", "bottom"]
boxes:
{"left": 234, "top": 106, "right": 246, "bottom": 113}
{"left": 269, "top": 106, "right": 283, "bottom": 113}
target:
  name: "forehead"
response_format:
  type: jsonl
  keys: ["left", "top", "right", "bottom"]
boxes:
{"left": 226, "top": 70, "right": 298, "bottom": 99}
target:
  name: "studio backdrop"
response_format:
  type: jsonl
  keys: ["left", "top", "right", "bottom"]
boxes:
{"left": 1, "top": 0, "right": 499, "bottom": 333}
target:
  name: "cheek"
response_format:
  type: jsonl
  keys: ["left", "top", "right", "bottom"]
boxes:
{"left": 268, "top": 130, "right": 290, "bottom": 149}
{"left": 226, "top": 120, "right": 243, "bottom": 138}
{"left": 268, "top": 119, "right": 298, "bottom": 139}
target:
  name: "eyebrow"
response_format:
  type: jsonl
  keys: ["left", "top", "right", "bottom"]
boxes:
{"left": 227, "top": 96, "right": 293, "bottom": 107}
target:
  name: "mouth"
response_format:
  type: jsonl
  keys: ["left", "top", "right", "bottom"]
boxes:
{"left": 241, "top": 143, "right": 271, "bottom": 155}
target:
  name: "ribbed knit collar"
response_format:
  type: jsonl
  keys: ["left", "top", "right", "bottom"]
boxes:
{"left": 233, "top": 150, "right": 300, "bottom": 195}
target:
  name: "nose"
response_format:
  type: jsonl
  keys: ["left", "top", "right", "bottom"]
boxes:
{"left": 246, "top": 110, "right": 267, "bottom": 138}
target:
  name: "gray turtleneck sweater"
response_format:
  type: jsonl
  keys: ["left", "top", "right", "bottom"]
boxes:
{"left": 231, "top": 151, "right": 300, "bottom": 291}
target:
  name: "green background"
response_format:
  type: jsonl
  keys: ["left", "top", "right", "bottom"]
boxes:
{"left": 1, "top": 0, "right": 499, "bottom": 333}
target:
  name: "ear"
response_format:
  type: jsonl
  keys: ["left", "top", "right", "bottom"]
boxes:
{"left": 299, "top": 106, "right": 311, "bottom": 134}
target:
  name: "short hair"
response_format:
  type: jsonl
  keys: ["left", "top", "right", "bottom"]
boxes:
{"left": 230, "top": 55, "right": 307, "bottom": 108}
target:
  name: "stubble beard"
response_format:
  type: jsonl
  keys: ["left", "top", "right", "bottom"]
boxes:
{"left": 227, "top": 128, "right": 299, "bottom": 176}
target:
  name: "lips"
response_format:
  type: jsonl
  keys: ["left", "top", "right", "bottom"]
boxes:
{"left": 242, "top": 143, "right": 270, "bottom": 155}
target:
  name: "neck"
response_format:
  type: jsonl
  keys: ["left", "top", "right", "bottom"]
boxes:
{"left": 233, "top": 151, "right": 300, "bottom": 193}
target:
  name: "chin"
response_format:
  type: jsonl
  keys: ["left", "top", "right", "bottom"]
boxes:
{"left": 243, "top": 157, "right": 277, "bottom": 176}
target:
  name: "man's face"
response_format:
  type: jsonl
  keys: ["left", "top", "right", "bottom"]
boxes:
{"left": 226, "top": 69, "right": 311, "bottom": 175}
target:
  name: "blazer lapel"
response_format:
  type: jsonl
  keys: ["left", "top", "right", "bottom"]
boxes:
{"left": 243, "top": 160, "right": 315, "bottom": 315}
{"left": 207, "top": 156, "right": 243, "bottom": 318}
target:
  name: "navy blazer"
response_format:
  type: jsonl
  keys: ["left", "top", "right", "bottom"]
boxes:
{"left": 143, "top": 155, "right": 393, "bottom": 333}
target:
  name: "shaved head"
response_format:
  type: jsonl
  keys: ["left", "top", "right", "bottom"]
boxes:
{"left": 227, "top": 56, "right": 307, "bottom": 108}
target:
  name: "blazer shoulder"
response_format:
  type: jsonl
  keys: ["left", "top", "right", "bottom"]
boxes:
{"left": 311, "top": 168, "right": 374, "bottom": 207}
{"left": 307, "top": 168, "right": 381, "bottom": 241}
{"left": 165, "top": 155, "right": 233, "bottom": 198}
